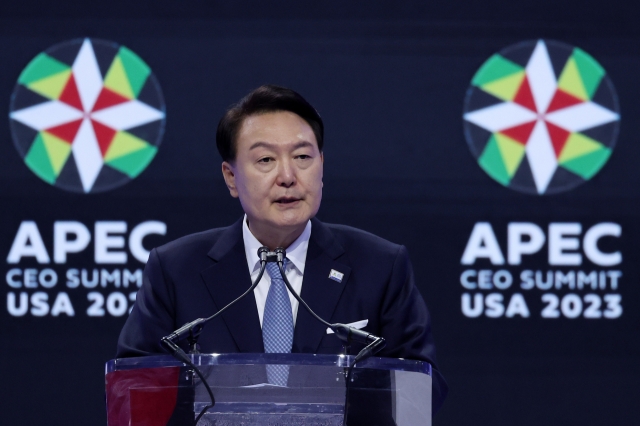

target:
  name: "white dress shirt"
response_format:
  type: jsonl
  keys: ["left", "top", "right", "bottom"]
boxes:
{"left": 242, "top": 215, "right": 311, "bottom": 327}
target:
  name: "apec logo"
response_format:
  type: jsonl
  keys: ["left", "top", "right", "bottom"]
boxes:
{"left": 9, "top": 38, "right": 166, "bottom": 193}
{"left": 463, "top": 39, "right": 620, "bottom": 195}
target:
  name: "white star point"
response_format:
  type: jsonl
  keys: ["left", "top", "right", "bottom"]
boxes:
{"left": 71, "top": 118, "right": 104, "bottom": 192}
{"left": 90, "top": 100, "right": 165, "bottom": 131}
{"left": 72, "top": 39, "right": 103, "bottom": 112}
{"left": 526, "top": 40, "right": 557, "bottom": 114}
{"left": 525, "top": 120, "right": 558, "bottom": 194}
{"left": 464, "top": 102, "right": 537, "bottom": 132}
{"left": 10, "top": 101, "right": 83, "bottom": 130}
{"left": 545, "top": 102, "right": 620, "bottom": 132}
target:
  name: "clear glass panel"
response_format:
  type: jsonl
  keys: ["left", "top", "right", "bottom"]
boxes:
{"left": 105, "top": 354, "right": 432, "bottom": 426}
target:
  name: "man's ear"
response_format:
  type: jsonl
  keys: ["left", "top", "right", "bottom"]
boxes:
{"left": 221, "top": 161, "right": 239, "bottom": 198}
{"left": 320, "top": 152, "right": 324, "bottom": 187}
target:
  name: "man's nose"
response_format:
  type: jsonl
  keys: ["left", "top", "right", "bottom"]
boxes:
{"left": 276, "top": 159, "right": 296, "bottom": 187}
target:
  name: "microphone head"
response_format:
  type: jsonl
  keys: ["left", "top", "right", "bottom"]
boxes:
{"left": 257, "top": 246, "right": 269, "bottom": 262}
{"left": 331, "top": 323, "right": 379, "bottom": 344}
{"left": 274, "top": 247, "right": 286, "bottom": 262}
{"left": 331, "top": 323, "right": 351, "bottom": 344}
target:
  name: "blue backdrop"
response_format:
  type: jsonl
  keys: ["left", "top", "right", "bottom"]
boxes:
{"left": 1, "top": 1, "right": 639, "bottom": 425}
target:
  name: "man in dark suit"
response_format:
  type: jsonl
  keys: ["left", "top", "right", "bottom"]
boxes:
{"left": 116, "top": 85, "right": 447, "bottom": 412}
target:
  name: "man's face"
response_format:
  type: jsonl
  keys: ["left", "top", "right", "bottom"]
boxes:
{"left": 222, "top": 111, "right": 323, "bottom": 239}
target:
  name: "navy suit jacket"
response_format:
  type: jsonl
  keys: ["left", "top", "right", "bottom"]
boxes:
{"left": 116, "top": 217, "right": 447, "bottom": 412}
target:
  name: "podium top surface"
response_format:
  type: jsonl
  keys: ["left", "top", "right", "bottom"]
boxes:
{"left": 105, "top": 353, "right": 432, "bottom": 375}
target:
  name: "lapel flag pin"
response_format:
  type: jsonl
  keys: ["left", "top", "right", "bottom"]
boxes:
{"left": 328, "top": 269, "right": 344, "bottom": 283}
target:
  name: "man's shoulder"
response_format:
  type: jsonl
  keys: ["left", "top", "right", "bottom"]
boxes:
{"left": 157, "top": 227, "right": 222, "bottom": 249}
{"left": 319, "top": 220, "right": 404, "bottom": 257}
{"left": 154, "top": 222, "right": 238, "bottom": 262}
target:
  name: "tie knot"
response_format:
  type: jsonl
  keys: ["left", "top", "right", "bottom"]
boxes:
{"left": 266, "top": 259, "right": 288, "bottom": 281}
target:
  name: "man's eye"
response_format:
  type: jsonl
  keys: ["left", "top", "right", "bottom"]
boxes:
{"left": 296, "top": 155, "right": 311, "bottom": 160}
{"left": 258, "top": 157, "right": 274, "bottom": 163}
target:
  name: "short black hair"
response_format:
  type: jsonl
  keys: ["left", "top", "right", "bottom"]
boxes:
{"left": 216, "top": 84, "right": 324, "bottom": 162}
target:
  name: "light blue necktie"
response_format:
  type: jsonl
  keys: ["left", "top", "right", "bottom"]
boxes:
{"left": 262, "top": 259, "right": 293, "bottom": 386}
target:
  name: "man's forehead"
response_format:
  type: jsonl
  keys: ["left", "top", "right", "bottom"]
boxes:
{"left": 237, "top": 111, "right": 318, "bottom": 149}
{"left": 240, "top": 110, "right": 312, "bottom": 132}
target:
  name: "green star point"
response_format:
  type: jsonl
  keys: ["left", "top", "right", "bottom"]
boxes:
{"left": 106, "top": 145, "right": 158, "bottom": 178}
{"left": 18, "top": 53, "right": 70, "bottom": 85}
{"left": 118, "top": 47, "right": 151, "bottom": 98}
{"left": 572, "top": 48, "right": 605, "bottom": 99}
{"left": 25, "top": 134, "right": 57, "bottom": 184}
{"left": 478, "top": 135, "right": 511, "bottom": 186}
{"left": 472, "top": 54, "right": 524, "bottom": 87}
{"left": 561, "top": 147, "right": 611, "bottom": 179}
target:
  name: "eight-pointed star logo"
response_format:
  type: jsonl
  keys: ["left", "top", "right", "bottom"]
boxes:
{"left": 9, "top": 38, "right": 166, "bottom": 193}
{"left": 463, "top": 39, "right": 620, "bottom": 195}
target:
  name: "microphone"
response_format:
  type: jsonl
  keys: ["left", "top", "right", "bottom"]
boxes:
{"left": 272, "top": 247, "right": 386, "bottom": 358}
{"left": 331, "top": 324, "right": 378, "bottom": 344}
{"left": 161, "top": 246, "right": 270, "bottom": 354}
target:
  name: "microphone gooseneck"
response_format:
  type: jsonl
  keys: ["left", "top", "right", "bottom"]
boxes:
{"left": 162, "top": 246, "right": 270, "bottom": 354}
{"left": 275, "top": 253, "right": 332, "bottom": 329}
{"left": 273, "top": 248, "right": 386, "bottom": 357}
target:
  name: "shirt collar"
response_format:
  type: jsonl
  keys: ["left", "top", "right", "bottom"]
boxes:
{"left": 242, "top": 214, "right": 311, "bottom": 275}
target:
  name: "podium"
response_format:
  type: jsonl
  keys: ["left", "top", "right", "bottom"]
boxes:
{"left": 105, "top": 353, "right": 432, "bottom": 426}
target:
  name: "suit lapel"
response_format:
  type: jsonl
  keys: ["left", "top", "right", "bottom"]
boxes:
{"left": 200, "top": 219, "right": 264, "bottom": 353}
{"left": 293, "top": 219, "right": 351, "bottom": 354}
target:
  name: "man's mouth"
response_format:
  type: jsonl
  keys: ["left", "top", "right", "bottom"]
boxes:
{"left": 275, "top": 197, "right": 300, "bottom": 204}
